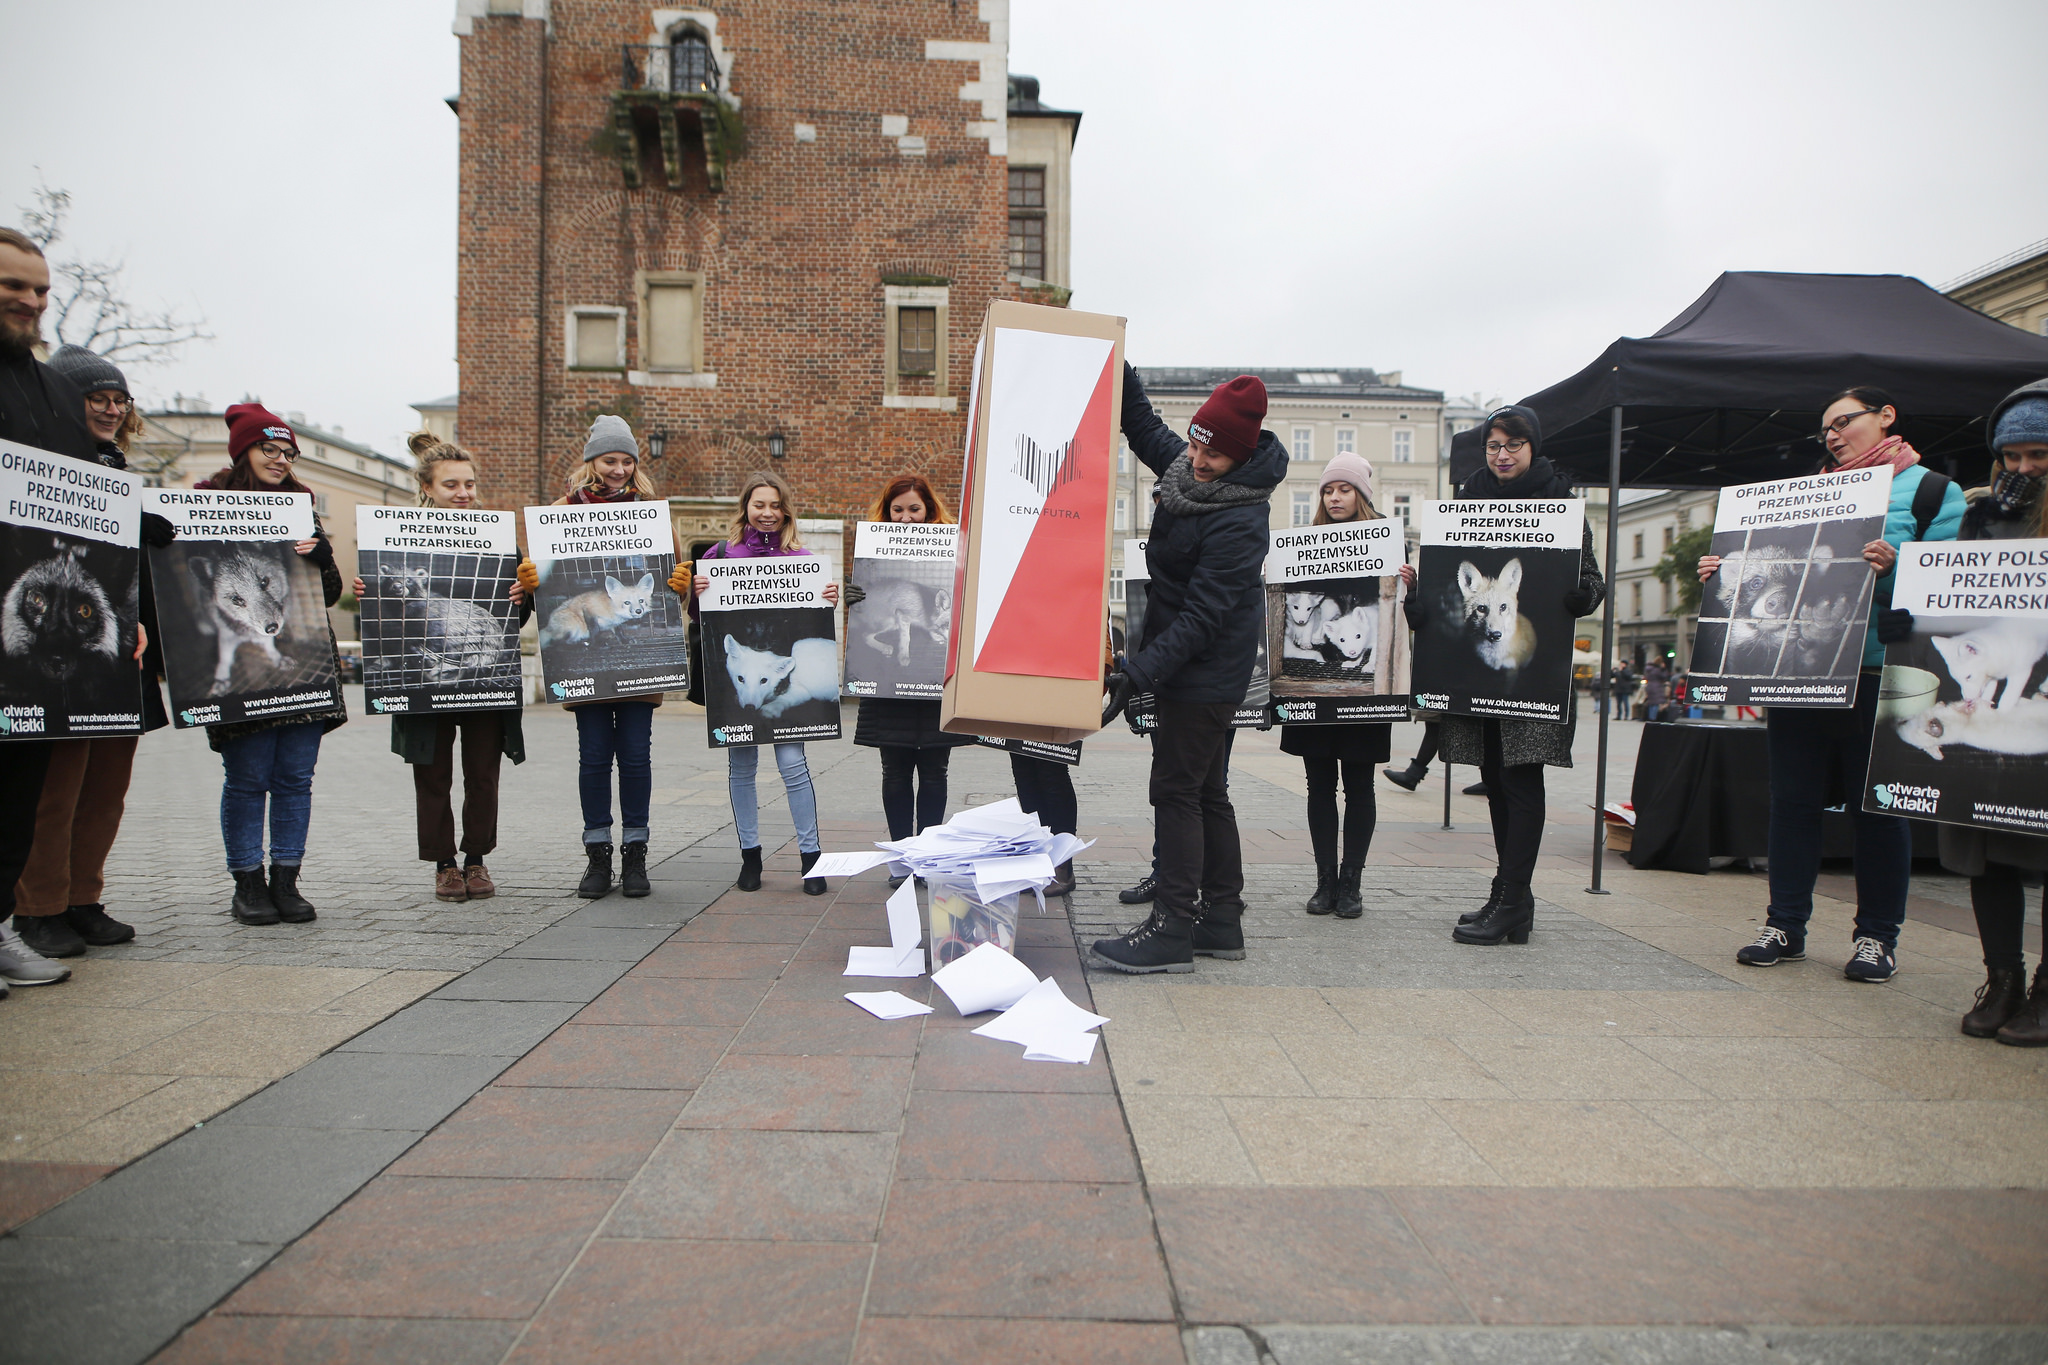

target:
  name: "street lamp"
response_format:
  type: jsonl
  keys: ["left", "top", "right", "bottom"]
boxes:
{"left": 767, "top": 432, "right": 786, "bottom": 460}
{"left": 646, "top": 429, "right": 667, "bottom": 461}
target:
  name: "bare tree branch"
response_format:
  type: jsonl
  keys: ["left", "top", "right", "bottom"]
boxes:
{"left": 19, "top": 178, "right": 211, "bottom": 367}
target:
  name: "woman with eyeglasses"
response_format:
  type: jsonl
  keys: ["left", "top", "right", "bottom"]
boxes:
{"left": 191, "top": 404, "right": 348, "bottom": 928}
{"left": 1398, "top": 406, "right": 1605, "bottom": 945}
{"left": 1698, "top": 387, "right": 1964, "bottom": 984}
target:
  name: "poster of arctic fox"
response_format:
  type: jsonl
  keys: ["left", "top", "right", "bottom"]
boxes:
{"left": 357, "top": 505, "right": 522, "bottom": 715}
{"left": 523, "top": 502, "right": 689, "bottom": 705}
{"left": 699, "top": 556, "right": 841, "bottom": 747}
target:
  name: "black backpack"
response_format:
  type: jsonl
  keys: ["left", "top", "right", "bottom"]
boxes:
{"left": 1909, "top": 469, "right": 1953, "bottom": 541}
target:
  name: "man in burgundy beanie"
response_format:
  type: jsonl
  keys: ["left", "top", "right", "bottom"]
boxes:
{"left": 1096, "top": 364, "right": 1286, "bottom": 972}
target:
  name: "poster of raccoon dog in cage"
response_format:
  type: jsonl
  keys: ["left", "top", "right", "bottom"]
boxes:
{"left": 700, "top": 556, "right": 841, "bottom": 747}
{"left": 1123, "top": 537, "right": 1271, "bottom": 733}
{"left": 524, "top": 501, "right": 689, "bottom": 705}
{"left": 357, "top": 506, "right": 521, "bottom": 715}
{"left": 1861, "top": 538, "right": 2048, "bottom": 834}
{"left": 1264, "top": 519, "right": 1408, "bottom": 725}
{"left": 1411, "top": 498, "right": 1584, "bottom": 723}
{"left": 145, "top": 487, "right": 340, "bottom": 728}
{"left": 0, "top": 438, "right": 143, "bottom": 739}
{"left": 1687, "top": 466, "right": 1892, "bottom": 709}
{"left": 843, "top": 521, "right": 955, "bottom": 700}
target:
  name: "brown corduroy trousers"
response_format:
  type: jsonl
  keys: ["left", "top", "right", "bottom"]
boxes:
{"left": 14, "top": 736, "right": 138, "bottom": 917}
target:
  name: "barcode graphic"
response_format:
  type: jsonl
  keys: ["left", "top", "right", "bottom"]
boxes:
{"left": 1012, "top": 435, "right": 1078, "bottom": 499}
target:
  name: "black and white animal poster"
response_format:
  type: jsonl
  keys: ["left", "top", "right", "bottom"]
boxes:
{"left": 1265, "top": 520, "right": 1409, "bottom": 725}
{"left": 700, "top": 556, "right": 841, "bottom": 747}
{"left": 1689, "top": 467, "right": 1891, "bottom": 709}
{"left": 1862, "top": 538, "right": 2048, "bottom": 834}
{"left": 146, "top": 488, "right": 340, "bottom": 728}
{"left": 1123, "top": 538, "right": 1270, "bottom": 733}
{"left": 0, "top": 438, "right": 143, "bottom": 739}
{"left": 844, "top": 521, "right": 955, "bottom": 700}
{"left": 1411, "top": 498, "right": 1584, "bottom": 724}
{"left": 523, "top": 502, "right": 688, "bottom": 704}
{"left": 357, "top": 506, "right": 522, "bottom": 716}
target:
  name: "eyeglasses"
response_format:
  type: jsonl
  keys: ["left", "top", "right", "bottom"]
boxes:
{"left": 84, "top": 393, "right": 132, "bottom": 413}
{"left": 1817, "top": 407, "right": 1879, "bottom": 442}
{"left": 254, "top": 441, "right": 299, "bottom": 462}
{"left": 1484, "top": 439, "right": 1529, "bottom": 457}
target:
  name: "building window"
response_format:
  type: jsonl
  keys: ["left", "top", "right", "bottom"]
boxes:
{"left": 1291, "top": 489, "right": 1312, "bottom": 526}
{"left": 1117, "top": 442, "right": 1129, "bottom": 474}
{"left": 1393, "top": 493, "right": 1412, "bottom": 529}
{"left": 1291, "top": 426, "right": 1314, "bottom": 462}
{"left": 1632, "top": 531, "right": 1644, "bottom": 560}
{"left": 1008, "top": 167, "right": 1046, "bottom": 277}
{"left": 1631, "top": 580, "right": 1643, "bottom": 617}
{"left": 1115, "top": 496, "right": 1129, "bottom": 531}
{"left": 634, "top": 272, "right": 703, "bottom": 373}
{"left": 1335, "top": 427, "right": 1357, "bottom": 455}
{"left": 896, "top": 307, "right": 937, "bottom": 376}
{"left": 1110, "top": 567, "right": 1124, "bottom": 603}
{"left": 668, "top": 29, "right": 715, "bottom": 94}
{"left": 1662, "top": 525, "right": 1674, "bottom": 551}
{"left": 566, "top": 306, "right": 626, "bottom": 371}
{"left": 1393, "top": 428, "right": 1414, "bottom": 463}
{"left": 1661, "top": 579, "right": 1673, "bottom": 613}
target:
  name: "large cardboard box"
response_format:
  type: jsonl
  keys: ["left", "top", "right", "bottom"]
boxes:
{"left": 941, "top": 301, "right": 1124, "bottom": 743}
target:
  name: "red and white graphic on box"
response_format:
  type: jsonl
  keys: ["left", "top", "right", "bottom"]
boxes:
{"left": 946, "top": 336, "right": 985, "bottom": 684}
{"left": 969, "top": 328, "right": 1116, "bottom": 679}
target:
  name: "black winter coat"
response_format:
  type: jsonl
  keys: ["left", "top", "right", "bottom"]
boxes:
{"left": 854, "top": 697, "right": 972, "bottom": 750}
{"left": 0, "top": 350, "right": 96, "bottom": 459}
{"left": 1121, "top": 366, "right": 1287, "bottom": 703}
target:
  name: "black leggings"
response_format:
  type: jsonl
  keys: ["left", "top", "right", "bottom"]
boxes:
{"left": 1972, "top": 864, "right": 2043, "bottom": 973}
{"left": 1303, "top": 754, "right": 1376, "bottom": 869}
{"left": 878, "top": 745, "right": 951, "bottom": 841}
{"left": 1408, "top": 722, "right": 1441, "bottom": 770}
{"left": 1479, "top": 722, "right": 1547, "bottom": 887}
{"left": 1011, "top": 753, "right": 1078, "bottom": 836}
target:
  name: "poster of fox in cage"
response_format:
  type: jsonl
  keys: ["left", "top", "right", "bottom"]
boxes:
{"left": 700, "top": 556, "right": 841, "bottom": 747}
{"left": 0, "top": 438, "right": 143, "bottom": 739}
{"left": 523, "top": 501, "right": 689, "bottom": 704}
{"left": 1862, "top": 538, "right": 2048, "bottom": 834}
{"left": 1688, "top": 466, "right": 1892, "bottom": 709}
{"left": 145, "top": 488, "right": 341, "bottom": 728}
{"left": 1410, "top": 498, "right": 1583, "bottom": 723}
{"left": 843, "top": 520, "right": 955, "bottom": 700}
{"left": 357, "top": 506, "right": 522, "bottom": 715}
{"left": 1264, "top": 519, "right": 1408, "bottom": 725}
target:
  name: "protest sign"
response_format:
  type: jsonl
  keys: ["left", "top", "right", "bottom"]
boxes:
{"left": 974, "top": 735, "right": 1082, "bottom": 765}
{"left": 843, "top": 520, "right": 956, "bottom": 699}
{"left": 0, "top": 438, "right": 142, "bottom": 738}
{"left": 1121, "top": 538, "right": 1269, "bottom": 733}
{"left": 146, "top": 487, "right": 339, "bottom": 728}
{"left": 1410, "top": 497, "right": 1585, "bottom": 724}
{"left": 1689, "top": 467, "right": 1892, "bottom": 708}
{"left": 1862, "top": 537, "right": 2048, "bottom": 834}
{"left": 700, "top": 555, "right": 841, "bottom": 746}
{"left": 356, "top": 505, "right": 522, "bottom": 715}
{"left": 524, "top": 501, "right": 687, "bottom": 704}
{"left": 1264, "top": 519, "right": 1408, "bottom": 725}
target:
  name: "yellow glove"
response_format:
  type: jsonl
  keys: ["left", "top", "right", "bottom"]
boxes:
{"left": 516, "top": 559, "right": 539, "bottom": 593}
{"left": 668, "top": 560, "right": 693, "bottom": 596}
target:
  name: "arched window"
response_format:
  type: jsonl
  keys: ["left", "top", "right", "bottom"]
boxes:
{"left": 668, "top": 29, "right": 715, "bottom": 94}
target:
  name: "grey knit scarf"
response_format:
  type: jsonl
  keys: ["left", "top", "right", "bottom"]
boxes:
{"left": 1155, "top": 453, "right": 1271, "bottom": 517}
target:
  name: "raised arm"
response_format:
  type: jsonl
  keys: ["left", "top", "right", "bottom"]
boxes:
{"left": 1121, "top": 362, "right": 1187, "bottom": 477}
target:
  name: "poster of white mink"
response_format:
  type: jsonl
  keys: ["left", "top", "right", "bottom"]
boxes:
{"left": 1863, "top": 539, "right": 2048, "bottom": 835}
{"left": 357, "top": 506, "right": 522, "bottom": 715}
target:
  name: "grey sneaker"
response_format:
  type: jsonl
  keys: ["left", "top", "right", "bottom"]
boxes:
{"left": 0, "top": 918, "right": 72, "bottom": 986}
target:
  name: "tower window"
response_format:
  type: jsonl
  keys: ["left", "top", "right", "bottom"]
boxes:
{"left": 669, "top": 31, "right": 715, "bottom": 94}
{"left": 897, "top": 307, "right": 937, "bottom": 376}
{"left": 1008, "top": 167, "right": 1046, "bottom": 277}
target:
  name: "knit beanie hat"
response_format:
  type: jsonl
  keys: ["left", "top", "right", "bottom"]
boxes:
{"left": 1189, "top": 376, "right": 1267, "bottom": 462}
{"left": 1319, "top": 451, "right": 1377, "bottom": 507}
{"left": 224, "top": 402, "right": 298, "bottom": 460}
{"left": 583, "top": 414, "right": 639, "bottom": 462}
{"left": 47, "top": 345, "right": 129, "bottom": 397}
{"left": 1992, "top": 395, "right": 2048, "bottom": 452}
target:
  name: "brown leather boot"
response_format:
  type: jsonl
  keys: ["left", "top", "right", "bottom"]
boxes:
{"left": 1962, "top": 967, "right": 2028, "bottom": 1038}
{"left": 1996, "top": 965, "right": 2048, "bottom": 1048}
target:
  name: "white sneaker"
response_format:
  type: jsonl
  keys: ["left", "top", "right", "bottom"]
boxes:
{"left": 0, "top": 917, "right": 71, "bottom": 986}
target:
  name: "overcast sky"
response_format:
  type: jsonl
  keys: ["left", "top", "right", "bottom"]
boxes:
{"left": 6, "top": 0, "right": 2042, "bottom": 455}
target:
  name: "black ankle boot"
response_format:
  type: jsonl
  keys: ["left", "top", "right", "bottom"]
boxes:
{"left": 1190, "top": 906, "right": 1245, "bottom": 960}
{"left": 736, "top": 846, "right": 763, "bottom": 892}
{"left": 1046, "top": 860, "right": 1076, "bottom": 896}
{"left": 230, "top": 867, "right": 278, "bottom": 926}
{"left": 577, "top": 843, "right": 614, "bottom": 899}
{"left": 268, "top": 864, "right": 318, "bottom": 923}
{"left": 1453, "top": 881, "right": 1533, "bottom": 945}
{"left": 1963, "top": 967, "right": 2030, "bottom": 1038}
{"left": 801, "top": 849, "right": 827, "bottom": 896}
{"left": 1091, "top": 912, "right": 1195, "bottom": 974}
{"left": 1304, "top": 861, "right": 1338, "bottom": 915}
{"left": 1461, "top": 876, "right": 1506, "bottom": 926}
{"left": 1382, "top": 761, "right": 1426, "bottom": 792}
{"left": 1333, "top": 863, "right": 1364, "bottom": 919}
{"left": 619, "top": 841, "right": 651, "bottom": 898}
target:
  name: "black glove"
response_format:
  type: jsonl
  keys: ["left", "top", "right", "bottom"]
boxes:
{"left": 139, "top": 512, "right": 177, "bottom": 548}
{"left": 843, "top": 583, "right": 866, "bottom": 607}
{"left": 1101, "top": 656, "right": 1134, "bottom": 728}
{"left": 1876, "top": 608, "right": 1914, "bottom": 644}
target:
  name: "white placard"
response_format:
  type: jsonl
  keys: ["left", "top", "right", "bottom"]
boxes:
{"left": 700, "top": 555, "right": 828, "bottom": 611}
{"left": 1714, "top": 467, "right": 1894, "bottom": 533}
{"left": 1417, "top": 498, "right": 1585, "bottom": 549}
{"left": 146, "top": 487, "right": 310, "bottom": 542}
{"left": 852, "top": 520, "right": 958, "bottom": 561}
{"left": 1265, "top": 520, "right": 1401, "bottom": 583}
{"left": 359, "top": 505, "right": 518, "bottom": 554}
{"left": 1123, "top": 538, "right": 1149, "bottom": 582}
{"left": 0, "top": 440, "right": 139, "bottom": 546}
{"left": 1891, "top": 539, "right": 2048, "bottom": 617}
{"left": 522, "top": 502, "right": 672, "bottom": 562}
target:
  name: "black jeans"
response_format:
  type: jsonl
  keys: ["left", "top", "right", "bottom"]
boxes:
{"left": 1765, "top": 672, "right": 1910, "bottom": 948}
{"left": 880, "top": 745, "right": 952, "bottom": 840}
{"left": 1408, "top": 722, "right": 1440, "bottom": 771}
{"left": 1972, "top": 864, "right": 2041, "bottom": 973}
{"left": 1478, "top": 721, "right": 1547, "bottom": 886}
{"left": 1010, "top": 753, "right": 1077, "bottom": 836}
{"left": 1151, "top": 700, "right": 1242, "bottom": 923}
{"left": 1304, "top": 754, "right": 1375, "bottom": 869}
{"left": 0, "top": 742, "right": 54, "bottom": 919}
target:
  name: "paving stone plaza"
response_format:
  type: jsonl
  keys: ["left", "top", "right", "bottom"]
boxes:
{"left": 2, "top": 694, "right": 2045, "bottom": 1364}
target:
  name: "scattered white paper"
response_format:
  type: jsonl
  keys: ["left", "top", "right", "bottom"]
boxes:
{"left": 971, "top": 975, "right": 1111, "bottom": 1046}
{"left": 930, "top": 942, "right": 1040, "bottom": 1015}
{"left": 804, "top": 850, "right": 894, "bottom": 879}
{"left": 845, "top": 945, "right": 925, "bottom": 977}
{"left": 845, "top": 990, "right": 933, "bottom": 1019}
{"left": 1023, "top": 1031, "right": 1098, "bottom": 1065}
{"left": 973, "top": 852, "right": 1055, "bottom": 900}
{"left": 885, "top": 877, "right": 922, "bottom": 953}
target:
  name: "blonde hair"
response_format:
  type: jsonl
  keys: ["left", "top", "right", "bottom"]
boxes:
{"left": 866, "top": 473, "right": 954, "bottom": 524}
{"left": 407, "top": 430, "right": 482, "bottom": 507}
{"left": 730, "top": 469, "right": 804, "bottom": 549}
{"left": 560, "top": 451, "right": 658, "bottom": 503}
{"left": 114, "top": 404, "right": 143, "bottom": 453}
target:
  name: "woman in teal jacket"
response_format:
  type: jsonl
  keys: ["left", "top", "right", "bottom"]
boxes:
{"left": 1700, "top": 387, "right": 1964, "bottom": 985}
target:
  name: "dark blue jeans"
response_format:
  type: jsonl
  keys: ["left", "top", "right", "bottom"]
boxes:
{"left": 576, "top": 702, "right": 654, "bottom": 845}
{"left": 1765, "top": 671, "right": 1910, "bottom": 947}
{"left": 219, "top": 721, "right": 325, "bottom": 870}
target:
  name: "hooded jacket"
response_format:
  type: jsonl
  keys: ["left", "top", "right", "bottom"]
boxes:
{"left": 1120, "top": 365, "right": 1287, "bottom": 703}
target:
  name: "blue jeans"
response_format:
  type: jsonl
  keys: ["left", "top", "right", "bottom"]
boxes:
{"left": 1765, "top": 672, "right": 1911, "bottom": 948}
{"left": 576, "top": 702, "right": 654, "bottom": 845}
{"left": 728, "top": 743, "right": 819, "bottom": 853}
{"left": 219, "top": 721, "right": 324, "bottom": 870}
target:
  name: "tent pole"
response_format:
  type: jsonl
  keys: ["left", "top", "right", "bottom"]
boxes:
{"left": 1589, "top": 404, "right": 1622, "bottom": 895}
